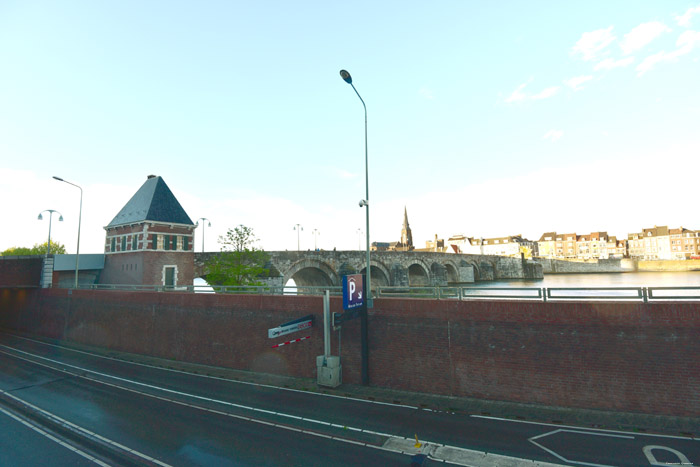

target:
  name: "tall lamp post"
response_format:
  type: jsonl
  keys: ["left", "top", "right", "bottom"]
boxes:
{"left": 38, "top": 210, "right": 63, "bottom": 255}
{"left": 53, "top": 176, "right": 82, "bottom": 289}
{"left": 196, "top": 218, "right": 211, "bottom": 252}
{"left": 293, "top": 224, "right": 303, "bottom": 251}
{"left": 340, "top": 69, "right": 372, "bottom": 308}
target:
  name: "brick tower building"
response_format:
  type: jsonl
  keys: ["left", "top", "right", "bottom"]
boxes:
{"left": 100, "top": 175, "right": 196, "bottom": 287}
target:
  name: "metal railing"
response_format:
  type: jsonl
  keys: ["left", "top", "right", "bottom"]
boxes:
{"left": 82, "top": 283, "right": 700, "bottom": 302}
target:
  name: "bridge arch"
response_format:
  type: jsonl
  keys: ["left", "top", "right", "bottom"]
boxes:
{"left": 407, "top": 261, "right": 430, "bottom": 286}
{"left": 282, "top": 259, "right": 338, "bottom": 288}
{"left": 461, "top": 259, "right": 481, "bottom": 281}
{"left": 359, "top": 260, "right": 391, "bottom": 289}
{"left": 443, "top": 260, "right": 460, "bottom": 283}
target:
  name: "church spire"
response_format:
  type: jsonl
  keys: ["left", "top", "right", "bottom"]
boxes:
{"left": 400, "top": 206, "right": 413, "bottom": 250}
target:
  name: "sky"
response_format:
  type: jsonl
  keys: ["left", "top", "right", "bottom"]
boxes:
{"left": 2, "top": 1, "right": 700, "bottom": 254}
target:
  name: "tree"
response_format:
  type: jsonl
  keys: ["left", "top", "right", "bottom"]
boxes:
{"left": 205, "top": 225, "right": 269, "bottom": 287}
{"left": 1, "top": 241, "right": 66, "bottom": 256}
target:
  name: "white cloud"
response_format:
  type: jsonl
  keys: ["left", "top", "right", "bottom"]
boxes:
{"left": 419, "top": 87, "right": 435, "bottom": 100}
{"left": 542, "top": 129, "right": 563, "bottom": 142}
{"left": 676, "top": 5, "right": 700, "bottom": 27}
{"left": 332, "top": 168, "right": 357, "bottom": 180}
{"left": 675, "top": 29, "right": 700, "bottom": 55}
{"left": 531, "top": 86, "right": 560, "bottom": 100}
{"left": 594, "top": 57, "right": 635, "bottom": 70}
{"left": 564, "top": 75, "right": 593, "bottom": 91}
{"left": 636, "top": 51, "right": 669, "bottom": 76}
{"left": 505, "top": 82, "right": 529, "bottom": 103}
{"left": 386, "top": 143, "right": 700, "bottom": 245}
{"left": 505, "top": 81, "right": 560, "bottom": 103}
{"left": 620, "top": 21, "right": 671, "bottom": 54}
{"left": 572, "top": 26, "right": 616, "bottom": 61}
{"left": 636, "top": 30, "right": 700, "bottom": 76}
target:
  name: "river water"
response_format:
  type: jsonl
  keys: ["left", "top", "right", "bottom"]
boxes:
{"left": 482, "top": 271, "right": 700, "bottom": 288}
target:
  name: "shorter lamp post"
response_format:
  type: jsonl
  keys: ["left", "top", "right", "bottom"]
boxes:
{"left": 293, "top": 224, "right": 303, "bottom": 251}
{"left": 312, "top": 228, "right": 320, "bottom": 250}
{"left": 53, "top": 176, "right": 82, "bottom": 289}
{"left": 38, "top": 210, "right": 63, "bottom": 255}
{"left": 196, "top": 218, "right": 211, "bottom": 252}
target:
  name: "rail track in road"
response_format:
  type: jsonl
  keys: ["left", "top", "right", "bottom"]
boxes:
{"left": 0, "top": 331, "right": 697, "bottom": 466}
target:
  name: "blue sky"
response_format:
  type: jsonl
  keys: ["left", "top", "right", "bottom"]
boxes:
{"left": 2, "top": 1, "right": 700, "bottom": 253}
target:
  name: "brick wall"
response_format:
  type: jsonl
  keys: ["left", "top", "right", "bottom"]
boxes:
{"left": 0, "top": 257, "right": 43, "bottom": 287}
{"left": 1, "top": 288, "right": 698, "bottom": 417}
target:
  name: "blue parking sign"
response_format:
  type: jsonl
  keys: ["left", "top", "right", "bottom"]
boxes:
{"left": 342, "top": 274, "right": 364, "bottom": 310}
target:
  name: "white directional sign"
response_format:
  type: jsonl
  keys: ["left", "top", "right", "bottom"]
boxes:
{"left": 268, "top": 315, "right": 314, "bottom": 339}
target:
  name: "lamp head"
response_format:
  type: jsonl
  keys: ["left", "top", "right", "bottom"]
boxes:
{"left": 59, "top": 215, "right": 64, "bottom": 222}
{"left": 38, "top": 213, "right": 43, "bottom": 220}
{"left": 53, "top": 176, "right": 64, "bottom": 181}
{"left": 339, "top": 69, "right": 352, "bottom": 84}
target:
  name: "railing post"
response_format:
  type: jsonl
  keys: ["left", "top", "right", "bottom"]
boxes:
{"left": 642, "top": 287, "right": 648, "bottom": 303}
{"left": 542, "top": 287, "right": 547, "bottom": 302}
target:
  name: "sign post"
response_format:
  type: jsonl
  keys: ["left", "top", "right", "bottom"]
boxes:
{"left": 338, "top": 274, "right": 369, "bottom": 386}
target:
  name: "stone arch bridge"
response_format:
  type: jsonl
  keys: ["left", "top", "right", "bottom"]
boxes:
{"left": 194, "top": 250, "right": 542, "bottom": 289}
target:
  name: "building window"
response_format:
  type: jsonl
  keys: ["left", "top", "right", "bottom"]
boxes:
{"left": 111, "top": 237, "right": 116, "bottom": 252}
{"left": 132, "top": 235, "right": 138, "bottom": 250}
{"left": 121, "top": 236, "right": 126, "bottom": 251}
{"left": 151, "top": 234, "right": 158, "bottom": 250}
{"left": 157, "top": 235, "right": 164, "bottom": 250}
{"left": 183, "top": 236, "right": 189, "bottom": 251}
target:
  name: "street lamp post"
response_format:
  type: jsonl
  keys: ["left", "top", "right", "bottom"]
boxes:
{"left": 196, "top": 218, "right": 211, "bottom": 252}
{"left": 38, "top": 210, "right": 63, "bottom": 256}
{"left": 340, "top": 69, "right": 372, "bottom": 308}
{"left": 53, "top": 176, "right": 82, "bottom": 289}
{"left": 293, "top": 224, "right": 303, "bottom": 251}
{"left": 312, "top": 228, "right": 320, "bottom": 250}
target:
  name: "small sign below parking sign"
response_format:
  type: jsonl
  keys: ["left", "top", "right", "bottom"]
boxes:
{"left": 342, "top": 274, "right": 364, "bottom": 310}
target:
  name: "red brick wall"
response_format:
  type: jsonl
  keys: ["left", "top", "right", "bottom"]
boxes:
{"left": 0, "top": 257, "right": 43, "bottom": 287}
{"left": 1, "top": 288, "right": 698, "bottom": 417}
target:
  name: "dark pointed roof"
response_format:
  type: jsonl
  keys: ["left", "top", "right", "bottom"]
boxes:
{"left": 107, "top": 175, "right": 194, "bottom": 227}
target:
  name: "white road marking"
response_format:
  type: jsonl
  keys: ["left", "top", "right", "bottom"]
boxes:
{"left": 0, "top": 405, "right": 111, "bottom": 466}
{"left": 643, "top": 445, "right": 693, "bottom": 466}
{"left": 0, "top": 343, "right": 567, "bottom": 466}
{"left": 2, "top": 332, "right": 429, "bottom": 411}
{"left": 0, "top": 390, "right": 170, "bottom": 466}
{"left": 528, "top": 429, "right": 635, "bottom": 467}
{"left": 472, "top": 414, "right": 699, "bottom": 441}
{"left": 383, "top": 436, "right": 568, "bottom": 466}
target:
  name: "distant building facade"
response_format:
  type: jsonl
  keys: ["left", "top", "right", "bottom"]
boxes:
{"left": 446, "top": 234, "right": 537, "bottom": 257}
{"left": 628, "top": 226, "right": 700, "bottom": 260}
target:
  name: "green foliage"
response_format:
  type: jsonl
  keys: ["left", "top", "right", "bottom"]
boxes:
{"left": 205, "top": 225, "right": 270, "bottom": 287}
{"left": 1, "top": 241, "right": 66, "bottom": 256}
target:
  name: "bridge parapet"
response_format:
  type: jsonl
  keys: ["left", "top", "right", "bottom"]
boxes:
{"left": 194, "top": 250, "right": 542, "bottom": 288}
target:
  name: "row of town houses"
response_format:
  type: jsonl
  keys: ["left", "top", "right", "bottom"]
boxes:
{"left": 442, "top": 226, "right": 700, "bottom": 260}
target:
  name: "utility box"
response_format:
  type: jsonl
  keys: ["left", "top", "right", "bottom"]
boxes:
{"left": 316, "top": 355, "right": 342, "bottom": 388}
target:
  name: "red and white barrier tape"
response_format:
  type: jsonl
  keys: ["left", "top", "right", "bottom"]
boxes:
{"left": 271, "top": 335, "right": 311, "bottom": 348}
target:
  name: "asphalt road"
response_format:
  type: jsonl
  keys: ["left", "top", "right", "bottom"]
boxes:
{"left": 0, "top": 331, "right": 697, "bottom": 466}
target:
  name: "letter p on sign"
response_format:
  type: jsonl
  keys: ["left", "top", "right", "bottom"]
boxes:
{"left": 342, "top": 274, "right": 364, "bottom": 310}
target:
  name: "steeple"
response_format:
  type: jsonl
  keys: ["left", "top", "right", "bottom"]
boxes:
{"left": 400, "top": 206, "right": 413, "bottom": 249}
